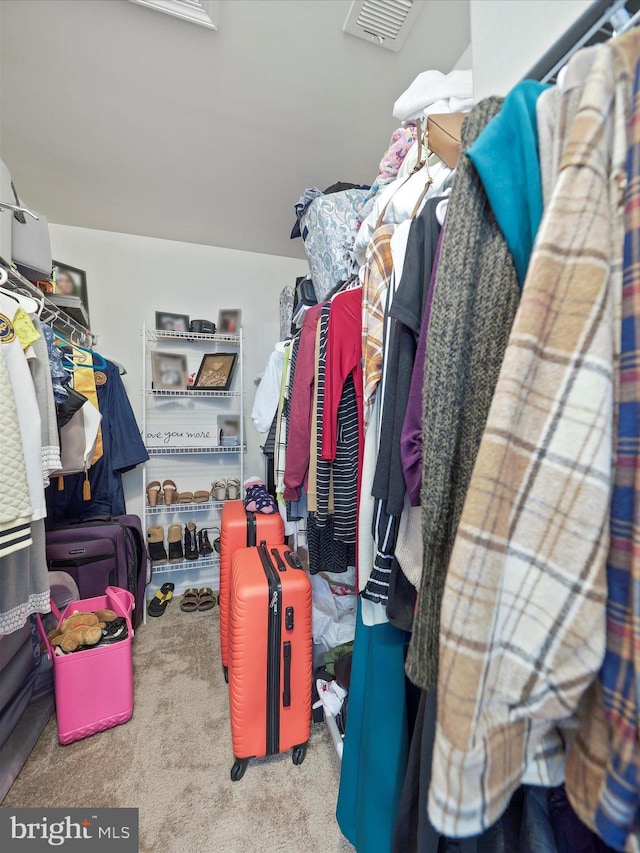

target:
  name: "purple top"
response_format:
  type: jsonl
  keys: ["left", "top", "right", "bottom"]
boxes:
{"left": 400, "top": 228, "right": 444, "bottom": 506}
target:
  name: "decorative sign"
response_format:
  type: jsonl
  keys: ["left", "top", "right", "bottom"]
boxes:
{"left": 145, "top": 427, "right": 217, "bottom": 448}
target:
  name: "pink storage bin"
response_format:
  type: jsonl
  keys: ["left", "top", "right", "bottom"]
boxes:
{"left": 37, "top": 585, "right": 134, "bottom": 745}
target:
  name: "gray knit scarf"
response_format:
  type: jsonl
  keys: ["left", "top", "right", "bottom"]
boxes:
{"left": 405, "top": 96, "right": 521, "bottom": 691}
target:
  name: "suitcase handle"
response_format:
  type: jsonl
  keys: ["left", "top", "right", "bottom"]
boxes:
{"left": 271, "top": 548, "right": 286, "bottom": 572}
{"left": 283, "top": 641, "right": 291, "bottom": 707}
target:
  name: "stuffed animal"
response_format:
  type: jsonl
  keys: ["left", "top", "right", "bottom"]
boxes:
{"left": 48, "top": 608, "right": 118, "bottom": 653}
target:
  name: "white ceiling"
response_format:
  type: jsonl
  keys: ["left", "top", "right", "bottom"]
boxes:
{"left": 0, "top": 0, "right": 470, "bottom": 260}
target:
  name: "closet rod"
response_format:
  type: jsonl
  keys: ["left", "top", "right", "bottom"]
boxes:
{"left": 523, "top": 0, "right": 638, "bottom": 84}
{"left": 0, "top": 261, "right": 96, "bottom": 347}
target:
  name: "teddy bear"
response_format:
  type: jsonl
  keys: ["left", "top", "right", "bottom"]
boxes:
{"left": 48, "top": 608, "right": 118, "bottom": 653}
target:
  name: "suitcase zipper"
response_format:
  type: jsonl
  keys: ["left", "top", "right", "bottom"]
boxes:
{"left": 258, "top": 540, "right": 281, "bottom": 755}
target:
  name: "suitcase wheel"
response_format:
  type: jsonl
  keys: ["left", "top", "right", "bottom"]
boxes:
{"left": 292, "top": 743, "right": 308, "bottom": 766}
{"left": 223, "top": 665, "right": 229, "bottom": 684}
{"left": 231, "top": 758, "right": 248, "bottom": 782}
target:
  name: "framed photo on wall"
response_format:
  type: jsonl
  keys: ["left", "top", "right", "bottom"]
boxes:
{"left": 193, "top": 352, "right": 238, "bottom": 391}
{"left": 151, "top": 351, "right": 188, "bottom": 391}
{"left": 155, "top": 311, "right": 190, "bottom": 333}
{"left": 52, "top": 261, "right": 89, "bottom": 323}
{"left": 217, "top": 309, "right": 241, "bottom": 335}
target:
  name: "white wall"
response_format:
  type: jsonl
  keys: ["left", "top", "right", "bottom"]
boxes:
{"left": 470, "top": 0, "right": 594, "bottom": 99}
{"left": 49, "top": 224, "right": 307, "bottom": 524}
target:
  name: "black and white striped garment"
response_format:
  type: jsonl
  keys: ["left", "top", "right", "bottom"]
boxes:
{"left": 361, "top": 498, "right": 399, "bottom": 607}
{"left": 315, "top": 304, "right": 332, "bottom": 528}
{"left": 307, "top": 513, "right": 355, "bottom": 574}
{"left": 332, "top": 372, "right": 358, "bottom": 543}
{"left": 285, "top": 336, "right": 302, "bottom": 522}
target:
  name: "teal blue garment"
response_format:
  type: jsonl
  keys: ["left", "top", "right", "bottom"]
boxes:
{"left": 336, "top": 600, "right": 408, "bottom": 852}
{"left": 466, "top": 80, "right": 550, "bottom": 289}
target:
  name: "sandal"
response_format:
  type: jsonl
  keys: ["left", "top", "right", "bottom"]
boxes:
{"left": 197, "top": 587, "right": 217, "bottom": 611}
{"left": 211, "top": 479, "right": 227, "bottom": 501}
{"left": 177, "top": 492, "right": 194, "bottom": 504}
{"left": 148, "top": 582, "right": 175, "bottom": 617}
{"left": 162, "top": 479, "right": 177, "bottom": 506}
{"left": 226, "top": 478, "right": 241, "bottom": 500}
{"left": 193, "top": 490, "right": 210, "bottom": 503}
{"left": 146, "top": 480, "right": 162, "bottom": 507}
{"left": 180, "top": 588, "right": 200, "bottom": 612}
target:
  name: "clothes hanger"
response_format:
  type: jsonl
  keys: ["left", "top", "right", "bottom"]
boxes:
{"left": 53, "top": 331, "right": 107, "bottom": 370}
{"left": 0, "top": 266, "right": 41, "bottom": 313}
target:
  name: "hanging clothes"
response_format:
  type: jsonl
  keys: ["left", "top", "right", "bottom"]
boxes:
{"left": 46, "top": 358, "right": 148, "bottom": 524}
{"left": 428, "top": 31, "right": 636, "bottom": 839}
{"left": 405, "top": 95, "right": 521, "bottom": 693}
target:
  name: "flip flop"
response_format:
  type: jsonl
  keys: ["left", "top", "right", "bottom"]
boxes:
{"left": 147, "top": 582, "right": 175, "bottom": 617}
{"left": 193, "top": 490, "right": 210, "bottom": 503}
{"left": 197, "top": 588, "right": 217, "bottom": 611}
{"left": 180, "top": 588, "right": 200, "bottom": 612}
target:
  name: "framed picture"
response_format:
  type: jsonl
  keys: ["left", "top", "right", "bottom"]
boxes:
{"left": 155, "top": 311, "right": 190, "bottom": 333}
{"left": 151, "top": 351, "right": 188, "bottom": 390}
{"left": 219, "top": 414, "right": 240, "bottom": 446}
{"left": 217, "top": 309, "right": 242, "bottom": 335}
{"left": 52, "top": 261, "right": 89, "bottom": 322}
{"left": 193, "top": 352, "right": 238, "bottom": 391}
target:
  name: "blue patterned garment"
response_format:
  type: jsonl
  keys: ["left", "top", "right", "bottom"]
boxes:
{"left": 300, "top": 188, "right": 369, "bottom": 301}
{"left": 594, "top": 58, "right": 640, "bottom": 849}
{"left": 42, "top": 324, "right": 70, "bottom": 402}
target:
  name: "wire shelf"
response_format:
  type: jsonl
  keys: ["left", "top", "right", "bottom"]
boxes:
{"left": 150, "top": 554, "right": 220, "bottom": 574}
{"left": 146, "top": 445, "right": 245, "bottom": 456}
{"left": 145, "top": 329, "right": 241, "bottom": 344}
{"left": 146, "top": 501, "right": 225, "bottom": 515}
{"left": 145, "top": 388, "right": 242, "bottom": 397}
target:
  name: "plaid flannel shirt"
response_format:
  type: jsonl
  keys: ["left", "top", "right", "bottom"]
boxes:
{"left": 362, "top": 224, "right": 395, "bottom": 427}
{"left": 565, "top": 50, "right": 640, "bottom": 852}
{"left": 428, "top": 33, "right": 637, "bottom": 839}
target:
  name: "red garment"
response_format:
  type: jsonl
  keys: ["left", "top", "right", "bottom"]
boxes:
{"left": 321, "top": 287, "right": 364, "bottom": 465}
{"left": 283, "top": 304, "right": 323, "bottom": 502}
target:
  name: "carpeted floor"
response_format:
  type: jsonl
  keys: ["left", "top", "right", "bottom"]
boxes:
{"left": 3, "top": 597, "right": 353, "bottom": 853}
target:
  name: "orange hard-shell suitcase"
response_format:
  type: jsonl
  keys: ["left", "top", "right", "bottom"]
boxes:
{"left": 228, "top": 540, "right": 312, "bottom": 780}
{"left": 219, "top": 501, "right": 284, "bottom": 681}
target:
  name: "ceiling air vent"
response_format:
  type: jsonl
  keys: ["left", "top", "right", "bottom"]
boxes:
{"left": 343, "top": 0, "right": 425, "bottom": 52}
{"left": 128, "top": 0, "right": 219, "bottom": 30}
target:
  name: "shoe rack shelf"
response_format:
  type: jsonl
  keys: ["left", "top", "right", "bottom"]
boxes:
{"left": 147, "top": 445, "right": 246, "bottom": 456}
{"left": 141, "top": 323, "right": 245, "bottom": 613}
{"left": 146, "top": 501, "right": 226, "bottom": 516}
{"left": 154, "top": 555, "right": 220, "bottom": 575}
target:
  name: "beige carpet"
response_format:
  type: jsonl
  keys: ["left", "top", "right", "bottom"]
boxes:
{"left": 3, "top": 597, "right": 354, "bottom": 853}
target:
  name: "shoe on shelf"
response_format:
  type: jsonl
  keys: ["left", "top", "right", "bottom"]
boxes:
{"left": 177, "top": 492, "right": 194, "bottom": 504}
{"left": 211, "top": 479, "right": 227, "bottom": 502}
{"left": 167, "top": 524, "right": 184, "bottom": 563}
{"left": 194, "top": 490, "right": 210, "bottom": 503}
{"left": 147, "top": 525, "right": 168, "bottom": 564}
{"left": 184, "top": 522, "right": 199, "bottom": 560}
{"left": 162, "top": 479, "right": 177, "bottom": 506}
{"left": 199, "top": 529, "right": 214, "bottom": 556}
{"left": 226, "top": 477, "right": 241, "bottom": 500}
{"left": 146, "top": 481, "right": 162, "bottom": 507}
